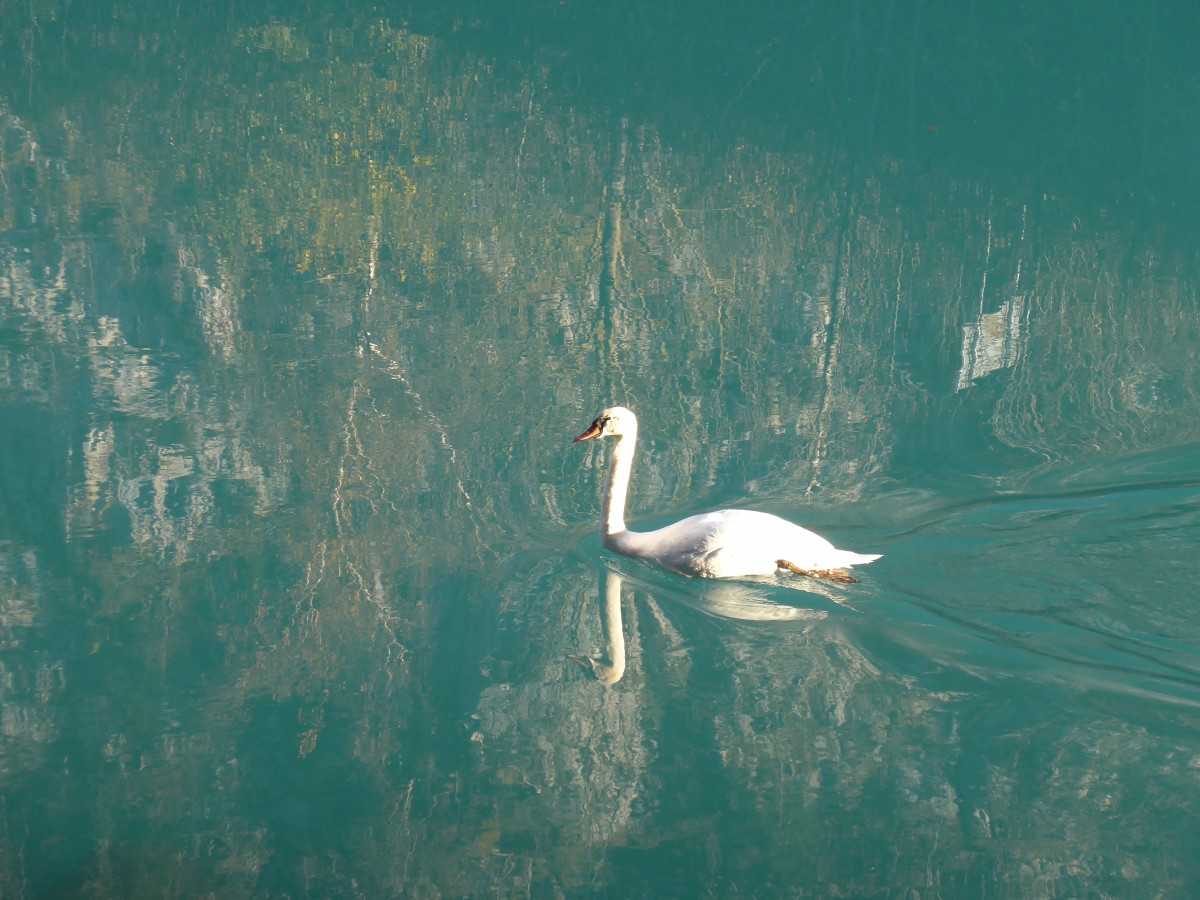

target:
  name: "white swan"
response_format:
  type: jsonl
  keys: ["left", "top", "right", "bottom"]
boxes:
{"left": 574, "top": 407, "right": 881, "bottom": 582}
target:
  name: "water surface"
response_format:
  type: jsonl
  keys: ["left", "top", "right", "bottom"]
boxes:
{"left": 2, "top": 1, "right": 1200, "bottom": 896}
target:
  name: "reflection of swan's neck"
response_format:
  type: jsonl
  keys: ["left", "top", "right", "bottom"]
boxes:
{"left": 572, "top": 570, "right": 627, "bottom": 684}
{"left": 602, "top": 428, "right": 637, "bottom": 540}
{"left": 595, "top": 569, "right": 627, "bottom": 685}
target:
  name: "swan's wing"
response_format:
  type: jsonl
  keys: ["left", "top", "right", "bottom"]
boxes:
{"left": 632, "top": 510, "right": 794, "bottom": 577}
{"left": 626, "top": 512, "right": 731, "bottom": 576}
{"left": 723, "top": 511, "right": 883, "bottom": 569}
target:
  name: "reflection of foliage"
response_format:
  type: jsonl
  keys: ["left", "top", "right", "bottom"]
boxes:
{"left": 194, "top": 22, "right": 446, "bottom": 282}
{"left": 992, "top": 223, "right": 1200, "bottom": 459}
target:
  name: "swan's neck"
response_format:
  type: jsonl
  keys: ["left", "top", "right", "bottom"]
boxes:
{"left": 602, "top": 428, "right": 637, "bottom": 539}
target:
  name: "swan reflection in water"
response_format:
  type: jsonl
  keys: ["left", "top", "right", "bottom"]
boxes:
{"left": 570, "top": 567, "right": 628, "bottom": 685}
{"left": 571, "top": 567, "right": 833, "bottom": 685}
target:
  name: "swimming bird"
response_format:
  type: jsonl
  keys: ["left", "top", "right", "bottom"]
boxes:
{"left": 574, "top": 407, "right": 880, "bottom": 582}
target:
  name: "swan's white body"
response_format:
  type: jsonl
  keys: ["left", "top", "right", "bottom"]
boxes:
{"left": 575, "top": 407, "right": 880, "bottom": 581}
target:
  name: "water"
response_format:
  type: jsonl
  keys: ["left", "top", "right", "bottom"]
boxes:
{"left": 2, "top": 2, "right": 1199, "bottom": 896}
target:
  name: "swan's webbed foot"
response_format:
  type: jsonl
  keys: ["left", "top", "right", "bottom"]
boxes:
{"left": 776, "top": 560, "right": 860, "bottom": 584}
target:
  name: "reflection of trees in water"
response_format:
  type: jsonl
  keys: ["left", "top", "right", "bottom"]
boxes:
{"left": 990, "top": 227, "right": 1200, "bottom": 459}
{"left": 1, "top": 6, "right": 1198, "bottom": 895}
{"left": 477, "top": 559, "right": 1200, "bottom": 896}
{"left": 469, "top": 556, "right": 1198, "bottom": 896}
{"left": 471, "top": 567, "right": 651, "bottom": 890}
{"left": 472, "top": 565, "right": 830, "bottom": 885}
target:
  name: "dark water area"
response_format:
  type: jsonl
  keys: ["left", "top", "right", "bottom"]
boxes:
{"left": 2, "top": 1, "right": 1200, "bottom": 896}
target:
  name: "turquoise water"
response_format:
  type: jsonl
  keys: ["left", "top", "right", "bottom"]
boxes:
{"left": 2, "top": 2, "right": 1200, "bottom": 896}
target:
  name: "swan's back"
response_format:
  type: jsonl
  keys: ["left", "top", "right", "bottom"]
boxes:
{"left": 612, "top": 508, "right": 879, "bottom": 579}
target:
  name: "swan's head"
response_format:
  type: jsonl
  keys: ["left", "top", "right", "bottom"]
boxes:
{"left": 573, "top": 406, "right": 637, "bottom": 442}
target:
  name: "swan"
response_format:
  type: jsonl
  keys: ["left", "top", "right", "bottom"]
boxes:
{"left": 574, "top": 407, "right": 881, "bottom": 582}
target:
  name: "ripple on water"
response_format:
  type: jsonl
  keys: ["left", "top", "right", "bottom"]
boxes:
{"left": 869, "top": 449, "right": 1200, "bottom": 716}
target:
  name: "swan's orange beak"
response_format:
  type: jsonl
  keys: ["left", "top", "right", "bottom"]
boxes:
{"left": 573, "top": 418, "right": 603, "bottom": 443}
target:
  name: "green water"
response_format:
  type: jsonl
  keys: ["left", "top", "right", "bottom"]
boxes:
{"left": 2, "top": 2, "right": 1199, "bottom": 896}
